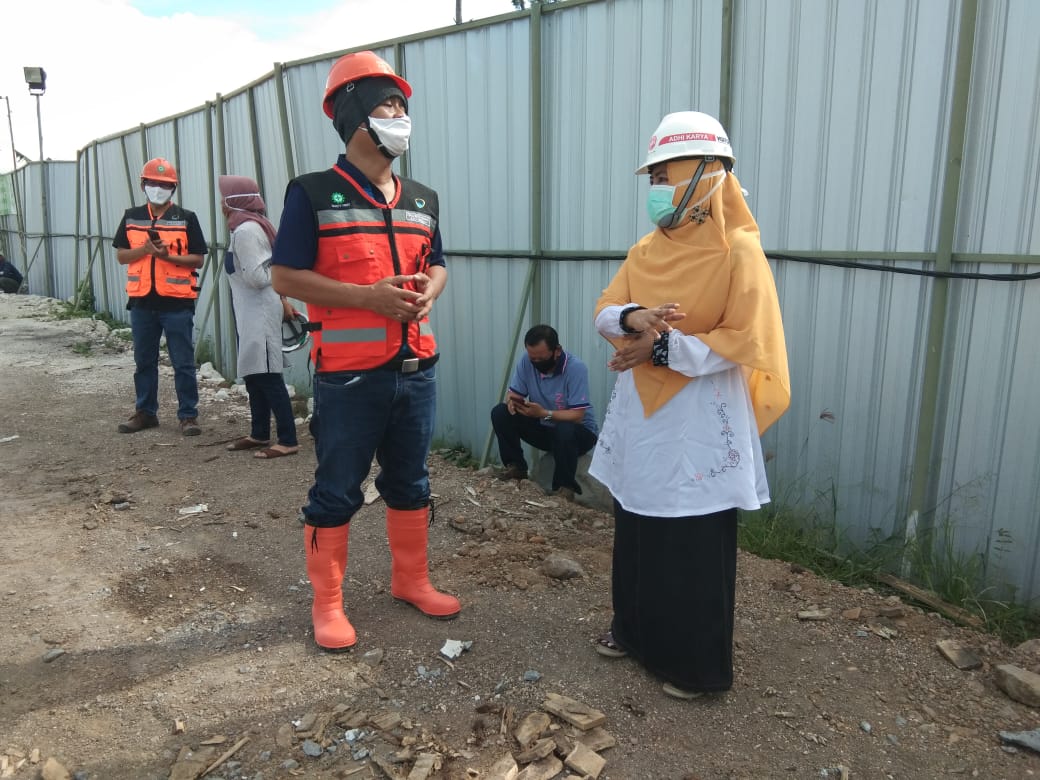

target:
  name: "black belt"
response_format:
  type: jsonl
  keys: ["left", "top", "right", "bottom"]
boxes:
{"left": 377, "top": 354, "right": 439, "bottom": 373}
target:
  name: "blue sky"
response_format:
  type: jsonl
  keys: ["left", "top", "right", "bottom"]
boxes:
{"left": 1, "top": 0, "right": 512, "bottom": 168}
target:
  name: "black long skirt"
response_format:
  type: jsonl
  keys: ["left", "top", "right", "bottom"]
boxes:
{"left": 610, "top": 500, "right": 738, "bottom": 692}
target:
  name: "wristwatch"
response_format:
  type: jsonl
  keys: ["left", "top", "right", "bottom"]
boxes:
{"left": 543, "top": 411, "right": 554, "bottom": 422}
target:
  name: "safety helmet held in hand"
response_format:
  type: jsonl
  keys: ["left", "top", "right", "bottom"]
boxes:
{"left": 281, "top": 310, "right": 310, "bottom": 353}
{"left": 636, "top": 112, "right": 734, "bottom": 174}
{"left": 323, "top": 51, "right": 412, "bottom": 119}
{"left": 140, "top": 157, "right": 178, "bottom": 185}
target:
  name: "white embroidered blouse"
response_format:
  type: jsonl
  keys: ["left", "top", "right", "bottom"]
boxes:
{"left": 588, "top": 305, "right": 771, "bottom": 518}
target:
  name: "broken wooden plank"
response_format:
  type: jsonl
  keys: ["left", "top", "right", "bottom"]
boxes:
{"left": 542, "top": 693, "right": 606, "bottom": 731}
{"left": 874, "top": 572, "right": 983, "bottom": 629}
{"left": 564, "top": 742, "right": 606, "bottom": 779}
{"left": 513, "top": 711, "right": 551, "bottom": 747}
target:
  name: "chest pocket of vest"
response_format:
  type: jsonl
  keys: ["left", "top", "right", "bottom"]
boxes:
{"left": 330, "top": 233, "right": 386, "bottom": 284}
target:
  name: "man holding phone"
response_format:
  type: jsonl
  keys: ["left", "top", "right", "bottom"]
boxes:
{"left": 113, "top": 157, "right": 207, "bottom": 435}
{"left": 490, "top": 324, "right": 598, "bottom": 500}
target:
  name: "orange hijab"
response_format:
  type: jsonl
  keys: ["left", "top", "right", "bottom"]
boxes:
{"left": 596, "top": 159, "right": 790, "bottom": 433}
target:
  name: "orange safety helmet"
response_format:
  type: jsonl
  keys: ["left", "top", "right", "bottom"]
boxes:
{"left": 322, "top": 51, "right": 412, "bottom": 119}
{"left": 141, "top": 158, "right": 178, "bottom": 185}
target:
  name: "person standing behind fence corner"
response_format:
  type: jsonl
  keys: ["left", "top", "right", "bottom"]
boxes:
{"left": 0, "top": 252, "right": 24, "bottom": 293}
{"left": 113, "top": 158, "right": 207, "bottom": 436}
{"left": 589, "top": 111, "right": 790, "bottom": 700}
{"left": 218, "top": 175, "right": 299, "bottom": 460}
{"left": 270, "top": 51, "right": 459, "bottom": 653}
{"left": 490, "top": 324, "right": 598, "bottom": 501}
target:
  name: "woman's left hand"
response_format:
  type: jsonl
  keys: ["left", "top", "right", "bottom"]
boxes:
{"left": 281, "top": 297, "right": 295, "bottom": 322}
{"left": 608, "top": 330, "right": 657, "bottom": 372}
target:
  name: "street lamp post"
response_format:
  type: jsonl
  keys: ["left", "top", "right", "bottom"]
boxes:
{"left": 23, "top": 66, "right": 53, "bottom": 297}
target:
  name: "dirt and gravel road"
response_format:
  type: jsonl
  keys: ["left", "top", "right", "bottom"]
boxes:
{"left": 2, "top": 292, "right": 1039, "bottom": 780}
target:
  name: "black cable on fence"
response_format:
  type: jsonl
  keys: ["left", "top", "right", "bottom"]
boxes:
{"left": 444, "top": 249, "right": 1040, "bottom": 283}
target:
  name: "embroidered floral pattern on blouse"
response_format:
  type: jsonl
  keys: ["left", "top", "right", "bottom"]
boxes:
{"left": 708, "top": 381, "right": 741, "bottom": 478}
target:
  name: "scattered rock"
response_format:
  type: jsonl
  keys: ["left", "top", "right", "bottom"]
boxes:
{"left": 41, "top": 758, "right": 70, "bottom": 780}
{"left": 42, "top": 648, "right": 66, "bottom": 663}
{"left": 999, "top": 728, "right": 1040, "bottom": 754}
{"left": 275, "top": 723, "right": 294, "bottom": 749}
{"left": 362, "top": 648, "right": 385, "bottom": 666}
{"left": 994, "top": 664, "right": 1040, "bottom": 707}
{"left": 797, "top": 609, "right": 831, "bottom": 621}
{"left": 541, "top": 554, "right": 584, "bottom": 580}
{"left": 936, "top": 639, "right": 982, "bottom": 670}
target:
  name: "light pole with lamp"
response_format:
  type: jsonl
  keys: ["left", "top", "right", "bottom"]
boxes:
{"left": 24, "top": 66, "right": 53, "bottom": 296}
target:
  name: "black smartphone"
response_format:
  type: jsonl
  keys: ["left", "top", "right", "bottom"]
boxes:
{"left": 147, "top": 229, "right": 161, "bottom": 242}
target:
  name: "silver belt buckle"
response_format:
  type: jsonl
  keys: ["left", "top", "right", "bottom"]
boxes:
{"left": 401, "top": 357, "right": 419, "bottom": 373}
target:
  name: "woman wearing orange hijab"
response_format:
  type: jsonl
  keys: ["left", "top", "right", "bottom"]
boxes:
{"left": 589, "top": 112, "right": 790, "bottom": 699}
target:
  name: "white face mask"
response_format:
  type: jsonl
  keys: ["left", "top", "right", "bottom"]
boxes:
{"left": 145, "top": 185, "right": 174, "bottom": 206}
{"left": 223, "top": 193, "right": 261, "bottom": 214}
{"left": 368, "top": 115, "right": 411, "bottom": 158}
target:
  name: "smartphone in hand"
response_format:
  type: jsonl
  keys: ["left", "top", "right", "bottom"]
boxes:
{"left": 147, "top": 229, "right": 161, "bottom": 242}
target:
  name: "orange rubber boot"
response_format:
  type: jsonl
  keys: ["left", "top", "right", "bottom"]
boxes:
{"left": 304, "top": 524, "right": 357, "bottom": 651}
{"left": 386, "top": 507, "right": 461, "bottom": 619}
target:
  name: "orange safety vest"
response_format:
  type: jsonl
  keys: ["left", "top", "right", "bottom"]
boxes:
{"left": 124, "top": 207, "right": 200, "bottom": 299}
{"left": 295, "top": 167, "right": 439, "bottom": 372}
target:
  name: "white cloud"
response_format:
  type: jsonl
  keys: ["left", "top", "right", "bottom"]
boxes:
{"left": 0, "top": 0, "right": 513, "bottom": 171}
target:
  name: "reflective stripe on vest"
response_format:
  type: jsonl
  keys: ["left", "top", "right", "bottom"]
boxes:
{"left": 321, "top": 326, "right": 387, "bottom": 344}
{"left": 295, "top": 167, "right": 440, "bottom": 372}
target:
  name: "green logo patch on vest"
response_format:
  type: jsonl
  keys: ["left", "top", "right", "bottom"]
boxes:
{"left": 331, "top": 192, "right": 346, "bottom": 205}
{"left": 414, "top": 198, "right": 426, "bottom": 209}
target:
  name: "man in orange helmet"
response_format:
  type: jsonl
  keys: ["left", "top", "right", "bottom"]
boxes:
{"left": 113, "top": 158, "right": 207, "bottom": 435}
{"left": 271, "top": 51, "right": 458, "bottom": 653}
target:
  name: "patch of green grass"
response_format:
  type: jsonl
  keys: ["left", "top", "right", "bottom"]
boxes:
{"left": 291, "top": 391, "right": 311, "bottom": 420}
{"left": 432, "top": 441, "right": 479, "bottom": 470}
{"left": 49, "top": 278, "right": 122, "bottom": 330}
{"left": 739, "top": 503, "right": 1039, "bottom": 645}
{"left": 195, "top": 336, "right": 215, "bottom": 367}
{"left": 70, "top": 341, "right": 93, "bottom": 356}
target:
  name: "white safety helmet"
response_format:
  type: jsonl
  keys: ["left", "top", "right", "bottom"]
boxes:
{"left": 636, "top": 111, "right": 734, "bottom": 174}
{"left": 281, "top": 310, "right": 310, "bottom": 353}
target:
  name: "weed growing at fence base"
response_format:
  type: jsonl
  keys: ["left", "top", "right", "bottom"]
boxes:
{"left": 49, "top": 278, "right": 121, "bottom": 330}
{"left": 739, "top": 506, "right": 1040, "bottom": 645}
{"left": 433, "top": 442, "right": 479, "bottom": 470}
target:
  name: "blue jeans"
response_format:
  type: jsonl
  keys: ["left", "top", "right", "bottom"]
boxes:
{"left": 304, "top": 366, "right": 436, "bottom": 527}
{"left": 244, "top": 372, "right": 298, "bottom": 446}
{"left": 490, "top": 402, "right": 598, "bottom": 492}
{"left": 130, "top": 306, "right": 198, "bottom": 420}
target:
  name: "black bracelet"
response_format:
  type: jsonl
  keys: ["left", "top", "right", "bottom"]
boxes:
{"left": 651, "top": 330, "right": 670, "bottom": 366}
{"left": 619, "top": 305, "right": 646, "bottom": 334}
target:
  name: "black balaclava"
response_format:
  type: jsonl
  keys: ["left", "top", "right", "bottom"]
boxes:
{"left": 331, "top": 76, "right": 408, "bottom": 145}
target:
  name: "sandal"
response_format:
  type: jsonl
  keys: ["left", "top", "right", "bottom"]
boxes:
{"left": 254, "top": 446, "right": 299, "bottom": 460}
{"left": 595, "top": 630, "right": 628, "bottom": 658}
{"left": 227, "top": 437, "right": 270, "bottom": 451}
{"left": 662, "top": 682, "right": 703, "bottom": 700}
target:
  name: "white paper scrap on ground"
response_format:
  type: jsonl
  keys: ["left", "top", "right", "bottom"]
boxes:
{"left": 440, "top": 639, "right": 473, "bottom": 659}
